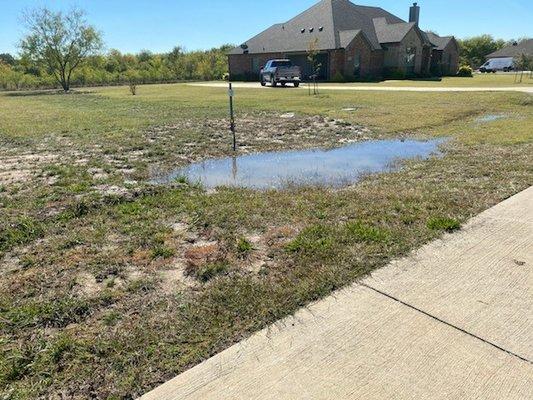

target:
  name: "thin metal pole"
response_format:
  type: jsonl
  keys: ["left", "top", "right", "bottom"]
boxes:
{"left": 229, "top": 82, "right": 236, "bottom": 152}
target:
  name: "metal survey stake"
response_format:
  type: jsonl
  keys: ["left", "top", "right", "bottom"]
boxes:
{"left": 228, "top": 83, "right": 236, "bottom": 151}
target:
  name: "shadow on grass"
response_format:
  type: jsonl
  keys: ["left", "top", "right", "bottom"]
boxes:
{"left": 3, "top": 89, "right": 95, "bottom": 97}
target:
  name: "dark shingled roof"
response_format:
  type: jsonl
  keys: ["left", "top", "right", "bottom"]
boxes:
{"left": 373, "top": 18, "right": 416, "bottom": 44}
{"left": 425, "top": 32, "right": 454, "bottom": 51}
{"left": 229, "top": 0, "right": 421, "bottom": 55}
{"left": 487, "top": 39, "right": 533, "bottom": 58}
{"left": 339, "top": 29, "right": 363, "bottom": 48}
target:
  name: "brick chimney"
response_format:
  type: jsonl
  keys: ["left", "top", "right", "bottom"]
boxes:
{"left": 409, "top": 2, "right": 420, "bottom": 26}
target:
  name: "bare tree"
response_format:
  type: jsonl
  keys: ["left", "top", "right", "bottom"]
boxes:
{"left": 307, "top": 38, "right": 322, "bottom": 95}
{"left": 513, "top": 53, "right": 533, "bottom": 83}
{"left": 20, "top": 8, "right": 103, "bottom": 92}
{"left": 125, "top": 69, "right": 140, "bottom": 95}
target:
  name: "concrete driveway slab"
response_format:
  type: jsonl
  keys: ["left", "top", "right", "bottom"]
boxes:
{"left": 142, "top": 285, "right": 532, "bottom": 400}
{"left": 367, "top": 187, "right": 533, "bottom": 361}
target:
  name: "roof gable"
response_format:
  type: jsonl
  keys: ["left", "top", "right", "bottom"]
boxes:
{"left": 373, "top": 17, "right": 416, "bottom": 44}
{"left": 426, "top": 32, "right": 455, "bottom": 51}
{"left": 330, "top": 0, "right": 405, "bottom": 49}
{"left": 339, "top": 29, "right": 362, "bottom": 48}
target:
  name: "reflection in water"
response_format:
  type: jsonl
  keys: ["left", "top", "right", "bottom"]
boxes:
{"left": 153, "top": 138, "right": 447, "bottom": 190}
{"left": 232, "top": 156, "right": 237, "bottom": 180}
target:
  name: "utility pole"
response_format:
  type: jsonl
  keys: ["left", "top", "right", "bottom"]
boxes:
{"left": 229, "top": 82, "right": 236, "bottom": 152}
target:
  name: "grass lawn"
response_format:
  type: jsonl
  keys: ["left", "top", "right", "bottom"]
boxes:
{"left": 326, "top": 73, "right": 533, "bottom": 87}
{"left": 196, "top": 73, "right": 533, "bottom": 88}
{"left": 0, "top": 82, "right": 532, "bottom": 399}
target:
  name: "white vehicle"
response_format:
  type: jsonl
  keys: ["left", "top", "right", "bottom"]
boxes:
{"left": 479, "top": 58, "right": 515, "bottom": 73}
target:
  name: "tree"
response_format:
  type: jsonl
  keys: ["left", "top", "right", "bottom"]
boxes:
{"left": 513, "top": 53, "right": 533, "bottom": 83}
{"left": 20, "top": 7, "right": 103, "bottom": 92}
{"left": 307, "top": 38, "right": 322, "bottom": 95}
{"left": 458, "top": 35, "right": 506, "bottom": 68}
{"left": 0, "top": 53, "right": 15, "bottom": 66}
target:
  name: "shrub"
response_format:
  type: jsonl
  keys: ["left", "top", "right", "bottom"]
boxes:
{"left": 331, "top": 71, "right": 345, "bottom": 82}
{"left": 124, "top": 69, "right": 140, "bottom": 95}
{"left": 457, "top": 65, "right": 473, "bottom": 77}
{"left": 384, "top": 68, "right": 406, "bottom": 80}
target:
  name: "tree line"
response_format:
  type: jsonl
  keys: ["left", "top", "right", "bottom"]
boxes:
{"left": 0, "top": 46, "right": 232, "bottom": 91}
{"left": 0, "top": 8, "right": 232, "bottom": 91}
{"left": 457, "top": 35, "right": 506, "bottom": 68}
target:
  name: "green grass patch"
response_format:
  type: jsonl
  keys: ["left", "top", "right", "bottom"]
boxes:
{"left": 0, "top": 217, "right": 44, "bottom": 254}
{"left": 236, "top": 237, "right": 253, "bottom": 257}
{"left": 151, "top": 245, "right": 176, "bottom": 260}
{"left": 193, "top": 262, "right": 231, "bottom": 283}
{"left": 427, "top": 217, "right": 462, "bottom": 232}
{"left": 2, "top": 298, "right": 93, "bottom": 330}
{"left": 345, "top": 221, "right": 391, "bottom": 243}
{"left": 286, "top": 225, "right": 336, "bottom": 256}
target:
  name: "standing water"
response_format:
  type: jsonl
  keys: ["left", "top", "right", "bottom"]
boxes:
{"left": 475, "top": 114, "right": 508, "bottom": 123}
{"left": 153, "top": 138, "right": 447, "bottom": 190}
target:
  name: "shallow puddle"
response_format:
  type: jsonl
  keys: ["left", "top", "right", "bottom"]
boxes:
{"left": 476, "top": 114, "right": 508, "bottom": 123}
{"left": 153, "top": 138, "right": 447, "bottom": 190}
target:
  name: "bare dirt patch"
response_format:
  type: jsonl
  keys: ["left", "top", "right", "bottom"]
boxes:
{"left": 156, "top": 113, "right": 372, "bottom": 151}
{"left": 0, "top": 153, "right": 58, "bottom": 185}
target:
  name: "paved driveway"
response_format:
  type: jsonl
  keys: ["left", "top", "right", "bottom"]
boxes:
{"left": 190, "top": 82, "right": 533, "bottom": 93}
{"left": 141, "top": 187, "right": 533, "bottom": 400}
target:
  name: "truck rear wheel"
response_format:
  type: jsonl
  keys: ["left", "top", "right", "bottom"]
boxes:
{"left": 294, "top": 82, "right": 300, "bottom": 88}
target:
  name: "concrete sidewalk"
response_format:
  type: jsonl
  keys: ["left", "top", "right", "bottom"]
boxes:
{"left": 189, "top": 82, "right": 533, "bottom": 94}
{"left": 141, "top": 187, "right": 533, "bottom": 400}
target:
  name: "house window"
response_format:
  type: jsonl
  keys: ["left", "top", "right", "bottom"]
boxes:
{"left": 405, "top": 46, "right": 416, "bottom": 74}
{"left": 406, "top": 47, "right": 416, "bottom": 65}
{"left": 353, "top": 51, "right": 361, "bottom": 78}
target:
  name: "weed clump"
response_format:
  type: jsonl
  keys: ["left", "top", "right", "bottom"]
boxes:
{"left": 193, "top": 261, "right": 231, "bottom": 283}
{"left": 286, "top": 225, "right": 335, "bottom": 256}
{"left": 151, "top": 245, "right": 175, "bottom": 259}
{"left": 236, "top": 237, "right": 253, "bottom": 257}
{"left": 427, "top": 217, "right": 461, "bottom": 232}
{"left": 4, "top": 298, "right": 92, "bottom": 330}
{"left": 0, "top": 217, "right": 43, "bottom": 254}
{"left": 345, "top": 221, "right": 390, "bottom": 243}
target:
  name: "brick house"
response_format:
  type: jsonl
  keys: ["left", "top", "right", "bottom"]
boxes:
{"left": 228, "top": 0, "right": 459, "bottom": 81}
{"left": 426, "top": 32, "right": 460, "bottom": 76}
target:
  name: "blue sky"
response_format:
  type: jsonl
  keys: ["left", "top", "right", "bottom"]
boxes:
{"left": 0, "top": 0, "right": 531, "bottom": 55}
